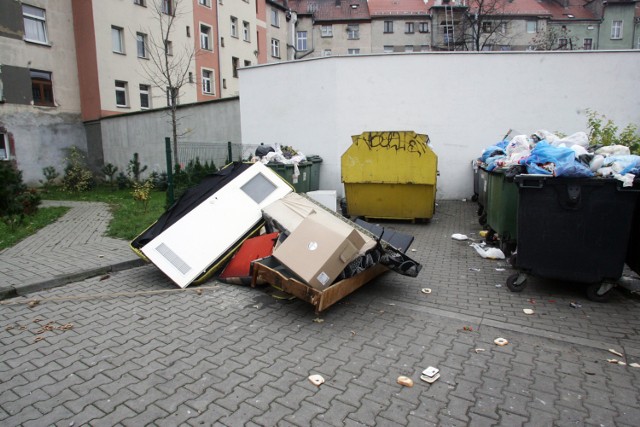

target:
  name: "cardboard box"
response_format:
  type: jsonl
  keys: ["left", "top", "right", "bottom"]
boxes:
{"left": 273, "top": 213, "right": 367, "bottom": 289}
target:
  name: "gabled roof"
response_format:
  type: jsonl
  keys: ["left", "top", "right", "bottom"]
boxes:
{"left": 542, "top": 0, "right": 598, "bottom": 20}
{"left": 367, "top": 0, "right": 429, "bottom": 17}
{"left": 289, "top": 0, "right": 371, "bottom": 21}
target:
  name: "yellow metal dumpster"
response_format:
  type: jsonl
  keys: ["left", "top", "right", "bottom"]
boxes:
{"left": 341, "top": 131, "right": 437, "bottom": 221}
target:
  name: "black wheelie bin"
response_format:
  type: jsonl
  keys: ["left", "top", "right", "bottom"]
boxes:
{"left": 506, "top": 175, "right": 638, "bottom": 301}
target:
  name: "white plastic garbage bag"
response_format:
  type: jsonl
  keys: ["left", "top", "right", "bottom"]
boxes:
{"left": 451, "top": 233, "right": 468, "bottom": 241}
{"left": 557, "top": 132, "right": 589, "bottom": 148}
{"left": 596, "top": 145, "right": 631, "bottom": 157}
{"left": 471, "top": 243, "right": 506, "bottom": 260}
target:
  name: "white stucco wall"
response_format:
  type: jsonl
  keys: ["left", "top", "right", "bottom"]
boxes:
{"left": 239, "top": 50, "right": 640, "bottom": 200}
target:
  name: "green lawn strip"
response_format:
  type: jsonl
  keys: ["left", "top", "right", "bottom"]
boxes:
{"left": 0, "top": 206, "right": 70, "bottom": 251}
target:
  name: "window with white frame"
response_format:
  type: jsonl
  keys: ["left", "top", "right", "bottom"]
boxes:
{"left": 23, "top": 5, "right": 49, "bottom": 44}
{"left": 31, "top": 70, "right": 54, "bottom": 106}
{"left": 418, "top": 22, "right": 429, "bottom": 33}
{"left": 321, "top": 25, "right": 333, "bottom": 37}
{"left": 139, "top": 84, "right": 150, "bottom": 109}
{"left": 384, "top": 21, "right": 393, "bottom": 33}
{"left": 322, "top": 49, "right": 332, "bottom": 56}
{"left": 384, "top": 45, "right": 394, "bottom": 53}
{"left": 0, "top": 133, "right": 8, "bottom": 160}
{"left": 165, "top": 40, "right": 173, "bottom": 56}
{"left": 198, "top": 0, "right": 210, "bottom": 6}
{"left": 499, "top": 23, "right": 507, "bottom": 34}
{"left": 405, "top": 22, "right": 415, "bottom": 34}
{"left": 482, "top": 22, "right": 492, "bottom": 33}
{"left": 243, "top": 21, "right": 250, "bottom": 42}
{"left": 271, "top": 8, "right": 280, "bottom": 27}
{"left": 558, "top": 38, "right": 568, "bottom": 49}
{"left": 232, "top": 57, "right": 239, "bottom": 78}
{"left": 134, "top": 0, "right": 146, "bottom": 6}
{"left": 296, "top": 31, "right": 307, "bottom": 51}
{"left": 271, "top": 38, "right": 280, "bottom": 57}
{"left": 200, "top": 24, "right": 212, "bottom": 50}
{"left": 136, "top": 32, "right": 147, "bottom": 58}
{"left": 348, "top": 48, "right": 360, "bottom": 55}
{"left": 231, "top": 16, "right": 238, "bottom": 37}
{"left": 611, "top": 20, "right": 622, "bottom": 39}
{"left": 202, "top": 69, "right": 214, "bottom": 94}
{"left": 162, "top": 0, "right": 173, "bottom": 15}
{"left": 115, "top": 81, "right": 128, "bottom": 107}
{"left": 112, "top": 26, "right": 124, "bottom": 53}
{"left": 526, "top": 20, "right": 537, "bottom": 33}
{"left": 166, "top": 86, "right": 178, "bottom": 106}
{"left": 347, "top": 24, "right": 359, "bottom": 40}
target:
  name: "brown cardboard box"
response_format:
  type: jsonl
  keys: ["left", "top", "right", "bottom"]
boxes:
{"left": 272, "top": 213, "right": 367, "bottom": 289}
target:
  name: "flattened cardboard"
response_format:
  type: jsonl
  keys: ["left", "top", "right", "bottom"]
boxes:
{"left": 272, "top": 213, "right": 366, "bottom": 289}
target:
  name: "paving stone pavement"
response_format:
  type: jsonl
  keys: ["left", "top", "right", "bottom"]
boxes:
{"left": 1, "top": 200, "right": 640, "bottom": 426}
{"left": 0, "top": 200, "right": 143, "bottom": 298}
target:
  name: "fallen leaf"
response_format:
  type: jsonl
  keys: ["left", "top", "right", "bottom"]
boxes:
{"left": 474, "top": 348, "right": 485, "bottom": 353}
{"left": 629, "top": 363, "right": 640, "bottom": 368}
{"left": 99, "top": 274, "right": 110, "bottom": 281}
{"left": 27, "top": 300, "right": 40, "bottom": 308}
{"left": 397, "top": 376, "right": 414, "bottom": 387}
{"left": 34, "top": 336, "right": 45, "bottom": 342}
{"left": 607, "top": 358, "right": 619, "bottom": 364}
{"left": 618, "top": 361, "right": 627, "bottom": 366}
{"left": 313, "top": 318, "right": 324, "bottom": 323}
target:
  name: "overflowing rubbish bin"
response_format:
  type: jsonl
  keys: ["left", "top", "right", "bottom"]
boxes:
{"left": 307, "top": 155, "right": 323, "bottom": 191}
{"left": 341, "top": 131, "right": 437, "bottom": 221}
{"left": 507, "top": 175, "right": 638, "bottom": 301}
{"left": 265, "top": 161, "right": 312, "bottom": 193}
{"left": 485, "top": 169, "right": 519, "bottom": 255}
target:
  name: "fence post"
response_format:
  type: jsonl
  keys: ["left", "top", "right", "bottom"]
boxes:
{"left": 227, "top": 141, "right": 233, "bottom": 164}
{"left": 165, "top": 137, "right": 175, "bottom": 206}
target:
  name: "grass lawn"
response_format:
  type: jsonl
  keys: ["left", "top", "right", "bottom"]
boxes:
{"left": 1, "top": 185, "right": 167, "bottom": 251}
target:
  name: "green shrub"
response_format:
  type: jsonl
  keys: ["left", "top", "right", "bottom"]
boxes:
{"left": 0, "top": 161, "right": 41, "bottom": 227}
{"left": 102, "top": 163, "right": 119, "bottom": 188}
{"left": 39, "top": 166, "right": 60, "bottom": 190}
{"left": 127, "top": 152, "right": 148, "bottom": 183}
{"left": 587, "top": 109, "right": 640, "bottom": 154}
{"left": 62, "top": 147, "right": 95, "bottom": 192}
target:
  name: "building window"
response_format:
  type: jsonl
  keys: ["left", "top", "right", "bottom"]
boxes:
{"left": 243, "top": 21, "right": 250, "bottom": 42}
{"left": 611, "top": 20, "right": 622, "bottom": 39}
{"left": 166, "top": 86, "right": 178, "bottom": 106}
{"left": 526, "top": 20, "right": 537, "bottom": 34}
{"left": 271, "top": 38, "right": 280, "bottom": 58}
{"left": 162, "top": 0, "right": 173, "bottom": 15}
{"left": 499, "top": 23, "right": 507, "bottom": 34}
{"left": 583, "top": 38, "right": 593, "bottom": 50}
{"left": 136, "top": 32, "right": 148, "bottom": 58}
{"left": 0, "top": 134, "right": 9, "bottom": 160}
{"left": 384, "top": 21, "right": 393, "bottom": 33}
{"left": 139, "top": 84, "right": 150, "bottom": 109}
{"left": 165, "top": 40, "right": 173, "bottom": 56}
{"left": 198, "top": 0, "right": 210, "bottom": 6}
{"left": 348, "top": 48, "right": 360, "bottom": 55}
{"left": 347, "top": 24, "right": 359, "bottom": 40}
{"left": 232, "top": 57, "right": 239, "bottom": 78}
{"left": 322, "top": 49, "right": 332, "bottom": 56}
{"left": 418, "top": 22, "right": 429, "bottom": 33}
{"left": 31, "top": 70, "right": 54, "bottom": 106}
{"left": 134, "top": 0, "right": 146, "bottom": 6}
{"left": 405, "top": 22, "right": 415, "bottom": 34}
{"left": 223, "top": 79, "right": 227, "bottom": 89}
{"left": 200, "top": 24, "right": 212, "bottom": 50}
{"left": 271, "top": 8, "right": 280, "bottom": 27}
{"left": 112, "top": 26, "right": 124, "bottom": 53}
{"left": 202, "top": 69, "right": 213, "bottom": 94}
{"left": 231, "top": 16, "right": 238, "bottom": 38}
{"left": 321, "top": 25, "right": 333, "bottom": 37}
{"left": 23, "top": 5, "right": 49, "bottom": 44}
{"left": 558, "top": 37, "right": 568, "bottom": 50}
{"left": 383, "top": 45, "right": 394, "bottom": 53}
{"left": 404, "top": 45, "right": 414, "bottom": 52}
{"left": 482, "top": 22, "right": 492, "bottom": 33}
{"left": 296, "top": 31, "right": 307, "bottom": 51}
{"left": 115, "top": 81, "right": 128, "bottom": 107}
{"left": 186, "top": 26, "right": 191, "bottom": 37}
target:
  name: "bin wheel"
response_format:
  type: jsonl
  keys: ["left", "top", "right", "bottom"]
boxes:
{"left": 477, "top": 205, "right": 484, "bottom": 216}
{"left": 471, "top": 194, "right": 478, "bottom": 202}
{"left": 585, "top": 282, "right": 615, "bottom": 303}
{"left": 506, "top": 273, "right": 527, "bottom": 292}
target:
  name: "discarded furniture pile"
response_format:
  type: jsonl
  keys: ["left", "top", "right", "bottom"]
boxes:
{"left": 131, "top": 161, "right": 422, "bottom": 313}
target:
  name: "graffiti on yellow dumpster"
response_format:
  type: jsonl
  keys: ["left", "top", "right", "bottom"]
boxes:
{"left": 352, "top": 131, "right": 430, "bottom": 157}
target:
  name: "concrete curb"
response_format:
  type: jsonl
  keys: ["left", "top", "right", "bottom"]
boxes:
{"left": 0, "top": 258, "right": 146, "bottom": 301}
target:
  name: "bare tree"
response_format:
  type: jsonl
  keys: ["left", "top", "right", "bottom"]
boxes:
{"left": 139, "top": 0, "right": 195, "bottom": 166}
{"left": 459, "top": 0, "right": 512, "bottom": 51}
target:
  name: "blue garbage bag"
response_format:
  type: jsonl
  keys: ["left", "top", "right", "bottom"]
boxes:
{"left": 524, "top": 141, "right": 593, "bottom": 177}
{"left": 603, "top": 155, "right": 640, "bottom": 175}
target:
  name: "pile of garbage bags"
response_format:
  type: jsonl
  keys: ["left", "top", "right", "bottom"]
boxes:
{"left": 479, "top": 130, "right": 640, "bottom": 186}
{"left": 253, "top": 143, "right": 307, "bottom": 165}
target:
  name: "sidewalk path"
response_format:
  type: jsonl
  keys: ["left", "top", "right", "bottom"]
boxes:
{"left": 0, "top": 200, "right": 143, "bottom": 298}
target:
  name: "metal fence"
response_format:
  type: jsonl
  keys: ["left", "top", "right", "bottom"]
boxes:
{"left": 176, "top": 141, "right": 263, "bottom": 169}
